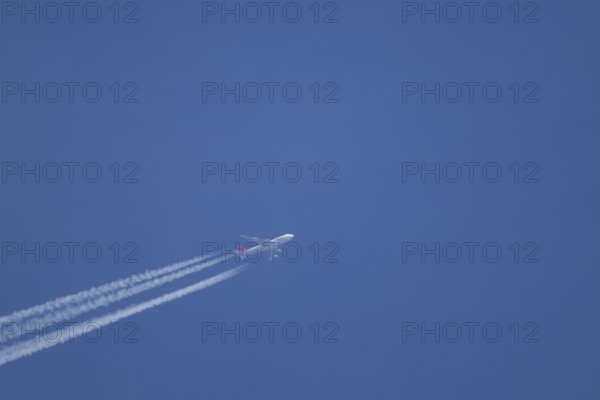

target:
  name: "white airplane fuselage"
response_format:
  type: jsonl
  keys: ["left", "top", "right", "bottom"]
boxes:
{"left": 238, "top": 234, "right": 294, "bottom": 259}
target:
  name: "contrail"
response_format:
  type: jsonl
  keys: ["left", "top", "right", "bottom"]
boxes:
{"left": 0, "top": 266, "right": 245, "bottom": 368}
{"left": 0, "top": 254, "right": 219, "bottom": 341}
{"left": 1, "top": 255, "right": 233, "bottom": 342}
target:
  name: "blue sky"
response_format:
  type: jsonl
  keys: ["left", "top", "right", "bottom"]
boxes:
{"left": 1, "top": 1, "right": 599, "bottom": 398}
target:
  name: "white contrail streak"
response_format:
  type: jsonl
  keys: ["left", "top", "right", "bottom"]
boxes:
{"left": 0, "top": 266, "right": 245, "bottom": 368}
{"left": 1, "top": 255, "right": 233, "bottom": 343}
{"left": 0, "top": 254, "right": 219, "bottom": 339}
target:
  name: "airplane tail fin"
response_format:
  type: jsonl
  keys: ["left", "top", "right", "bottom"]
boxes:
{"left": 233, "top": 243, "right": 250, "bottom": 259}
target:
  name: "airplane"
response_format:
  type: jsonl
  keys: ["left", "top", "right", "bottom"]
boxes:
{"left": 235, "top": 233, "right": 294, "bottom": 261}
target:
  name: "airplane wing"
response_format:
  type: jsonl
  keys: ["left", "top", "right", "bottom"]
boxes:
{"left": 240, "top": 234, "right": 268, "bottom": 243}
